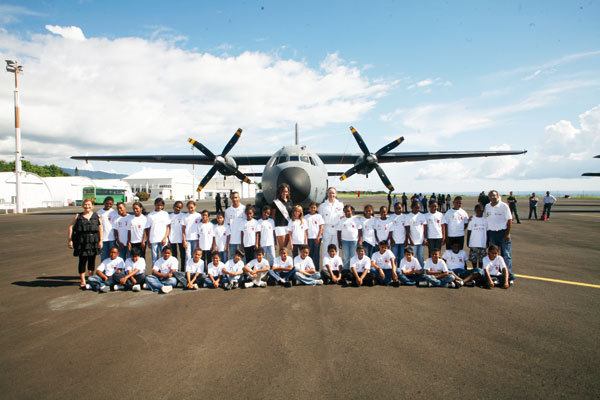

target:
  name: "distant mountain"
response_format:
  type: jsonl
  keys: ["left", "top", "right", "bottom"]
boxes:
{"left": 61, "top": 168, "right": 127, "bottom": 179}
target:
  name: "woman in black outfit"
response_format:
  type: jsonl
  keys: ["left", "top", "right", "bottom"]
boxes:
{"left": 272, "top": 183, "right": 293, "bottom": 250}
{"left": 68, "top": 197, "right": 102, "bottom": 288}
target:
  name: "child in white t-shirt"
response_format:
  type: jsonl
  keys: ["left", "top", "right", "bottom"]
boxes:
{"left": 288, "top": 205, "right": 308, "bottom": 258}
{"left": 337, "top": 205, "right": 362, "bottom": 270}
{"left": 375, "top": 206, "right": 393, "bottom": 244}
{"left": 222, "top": 249, "right": 245, "bottom": 290}
{"left": 87, "top": 247, "right": 124, "bottom": 293}
{"left": 483, "top": 245, "right": 510, "bottom": 289}
{"left": 113, "top": 246, "right": 145, "bottom": 292}
{"left": 442, "top": 196, "right": 469, "bottom": 250}
{"left": 268, "top": 247, "right": 296, "bottom": 287}
{"left": 293, "top": 246, "right": 323, "bottom": 286}
{"left": 145, "top": 246, "right": 178, "bottom": 294}
{"left": 197, "top": 210, "right": 215, "bottom": 266}
{"left": 422, "top": 249, "right": 456, "bottom": 288}
{"left": 390, "top": 203, "right": 407, "bottom": 261}
{"left": 442, "top": 242, "right": 482, "bottom": 288}
{"left": 346, "top": 245, "right": 373, "bottom": 287}
{"left": 242, "top": 247, "right": 270, "bottom": 288}
{"left": 205, "top": 252, "right": 224, "bottom": 289}
{"left": 361, "top": 204, "right": 377, "bottom": 258}
{"left": 406, "top": 201, "right": 428, "bottom": 267}
{"left": 321, "top": 244, "right": 343, "bottom": 285}
{"left": 113, "top": 202, "right": 133, "bottom": 261}
{"left": 128, "top": 202, "right": 147, "bottom": 257}
{"left": 145, "top": 198, "right": 171, "bottom": 265}
{"left": 213, "top": 212, "right": 230, "bottom": 263}
{"left": 174, "top": 248, "right": 205, "bottom": 290}
{"left": 370, "top": 240, "right": 398, "bottom": 286}
{"left": 241, "top": 204, "right": 259, "bottom": 263}
{"left": 304, "top": 202, "right": 324, "bottom": 271}
{"left": 167, "top": 201, "right": 186, "bottom": 266}
{"left": 182, "top": 200, "right": 201, "bottom": 262}
{"left": 467, "top": 204, "right": 488, "bottom": 269}
{"left": 257, "top": 206, "right": 276, "bottom": 266}
{"left": 424, "top": 200, "right": 444, "bottom": 257}
{"left": 397, "top": 247, "right": 420, "bottom": 286}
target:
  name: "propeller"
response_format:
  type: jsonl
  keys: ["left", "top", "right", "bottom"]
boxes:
{"left": 188, "top": 128, "right": 253, "bottom": 192}
{"left": 339, "top": 126, "right": 404, "bottom": 191}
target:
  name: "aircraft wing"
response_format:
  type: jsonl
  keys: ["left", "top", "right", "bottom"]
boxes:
{"left": 71, "top": 154, "right": 273, "bottom": 166}
{"left": 317, "top": 150, "right": 527, "bottom": 164}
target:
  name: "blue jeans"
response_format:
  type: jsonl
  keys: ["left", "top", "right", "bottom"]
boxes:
{"left": 391, "top": 243, "right": 405, "bottom": 261}
{"left": 307, "top": 239, "right": 321, "bottom": 270}
{"left": 145, "top": 275, "right": 177, "bottom": 292}
{"left": 269, "top": 267, "right": 297, "bottom": 283}
{"left": 372, "top": 268, "right": 395, "bottom": 285}
{"left": 262, "top": 245, "right": 275, "bottom": 266}
{"left": 422, "top": 273, "right": 454, "bottom": 287}
{"left": 88, "top": 275, "right": 114, "bottom": 291}
{"left": 173, "top": 271, "right": 206, "bottom": 287}
{"left": 150, "top": 242, "right": 164, "bottom": 265}
{"left": 100, "top": 240, "right": 115, "bottom": 262}
{"left": 488, "top": 229, "right": 514, "bottom": 279}
{"left": 185, "top": 240, "right": 199, "bottom": 262}
{"left": 204, "top": 276, "right": 221, "bottom": 288}
{"left": 228, "top": 243, "right": 242, "bottom": 261}
{"left": 341, "top": 240, "right": 358, "bottom": 270}
{"left": 295, "top": 271, "right": 321, "bottom": 285}
{"left": 396, "top": 270, "right": 418, "bottom": 285}
{"left": 452, "top": 268, "right": 483, "bottom": 279}
{"left": 363, "top": 242, "right": 376, "bottom": 258}
{"left": 411, "top": 244, "right": 424, "bottom": 267}
{"left": 116, "top": 244, "right": 129, "bottom": 261}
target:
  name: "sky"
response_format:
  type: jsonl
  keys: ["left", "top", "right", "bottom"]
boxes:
{"left": 0, "top": 1, "right": 599, "bottom": 194}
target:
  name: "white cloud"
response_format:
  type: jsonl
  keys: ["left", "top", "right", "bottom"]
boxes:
{"left": 45, "top": 25, "right": 86, "bottom": 41}
{"left": 0, "top": 30, "right": 389, "bottom": 164}
{"left": 407, "top": 77, "right": 451, "bottom": 90}
{"left": 0, "top": 5, "right": 42, "bottom": 25}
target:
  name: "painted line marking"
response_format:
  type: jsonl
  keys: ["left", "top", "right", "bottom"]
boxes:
{"left": 515, "top": 274, "right": 600, "bottom": 288}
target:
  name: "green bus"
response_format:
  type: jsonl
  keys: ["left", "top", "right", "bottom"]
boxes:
{"left": 83, "top": 187, "right": 126, "bottom": 205}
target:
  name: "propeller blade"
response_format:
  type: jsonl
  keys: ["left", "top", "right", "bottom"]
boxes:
{"left": 197, "top": 166, "right": 218, "bottom": 192}
{"left": 374, "top": 164, "right": 394, "bottom": 192}
{"left": 188, "top": 138, "right": 216, "bottom": 159}
{"left": 375, "top": 136, "right": 404, "bottom": 157}
{"left": 349, "top": 126, "right": 371, "bottom": 155}
{"left": 221, "top": 128, "right": 243, "bottom": 156}
{"left": 231, "top": 168, "right": 253, "bottom": 185}
{"left": 339, "top": 164, "right": 363, "bottom": 182}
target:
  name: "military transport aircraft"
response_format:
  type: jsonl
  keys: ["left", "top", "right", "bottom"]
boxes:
{"left": 582, "top": 155, "right": 599, "bottom": 177}
{"left": 72, "top": 126, "right": 527, "bottom": 208}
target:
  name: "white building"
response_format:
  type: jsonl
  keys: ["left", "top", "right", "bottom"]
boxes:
{"left": 123, "top": 169, "right": 196, "bottom": 200}
{"left": 0, "top": 172, "right": 54, "bottom": 210}
{"left": 41, "top": 177, "right": 135, "bottom": 206}
{"left": 202, "top": 172, "right": 258, "bottom": 200}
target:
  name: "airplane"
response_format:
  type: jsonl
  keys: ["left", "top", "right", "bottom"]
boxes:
{"left": 581, "top": 155, "right": 599, "bottom": 177}
{"left": 72, "top": 126, "right": 527, "bottom": 208}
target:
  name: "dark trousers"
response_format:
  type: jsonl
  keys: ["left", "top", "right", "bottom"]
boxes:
{"left": 446, "top": 236, "right": 464, "bottom": 250}
{"left": 77, "top": 255, "right": 96, "bottom": 274}
{"left": 244, "top": 246, "right": 256, "bottom": 263}
{"left": 542, "top": 204, "right": 552, "bottom": 219}
{"left": 528, "top": 206, "right": 537, "bottom": 219}
{"left": 509, "top": 205, "right": 520, "bottom": 223}
{"left": 130, "top": 243, "right": 146, "bottom": 258}
{"left": 307, "top": 238, "right": 321, "bottom": 271}
{"left": 321, "top": 268, "right": 342, "bottom": 284}
{"left": 112, "top": 272, "right": 145, "bottom": 289}
{"left": 344, "top": 269, "right": 374, "bottom": 287}
{"left": 170, "top": 242, "right": 186, "bottom": 266}
{"left": 427, "top": 238, "right": 443, "bottom": 256}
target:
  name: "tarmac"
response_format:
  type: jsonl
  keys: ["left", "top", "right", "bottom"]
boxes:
{"left": 1, "top": 196, "right": 599, "bottom": 399}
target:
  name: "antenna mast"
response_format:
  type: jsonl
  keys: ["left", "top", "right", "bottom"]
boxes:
{"left": 295, "top": 123, "right": 298, "bottom": 145}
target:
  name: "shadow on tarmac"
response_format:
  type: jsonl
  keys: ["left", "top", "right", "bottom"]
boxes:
{"left": 12, "top": 275, "right": 80, "bottom": 288}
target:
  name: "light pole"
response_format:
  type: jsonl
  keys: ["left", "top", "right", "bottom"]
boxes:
{"left": 6, "top": 60, "right": 24, "bottom": 214}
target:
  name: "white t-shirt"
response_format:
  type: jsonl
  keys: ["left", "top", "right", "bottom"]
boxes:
{"left": 443, "top": 208, "right": 469, "bottom": 237}
{"left": 543, "top": 195, "right": 557, "bottom": 205}
{"left": 272, "top": 256, "right": 293, "bottom": 270}
{"left": 129, "top": 215, "right": 147, "bottom": 244}
{"left": 467, "top": 216, "right": 488, "bottom": 248}
{"left": 114, "top": 213, "right": 133, "bottom": 245}
{"left": 247, "top": 258, "right": 270, "bottom": 271}
{"left": 198, "top": 222, "right": 215, "bottom": 251}
{"left": 400, "top": 257, "right": 422, "bottom": 272}
{"left": 207, "top": 262, "right": 223, "bottom": 277}
{"left": 350, "top": 255, "right": 371, "bottom": 273}
{"left": 241, "top": 218, "right": 259, "bottom": 247}
{"left": 360, "top": 217, "right": 377, "bottom": 246}
{"left": 153, "top": 256, "right": 179, "bottom": 274}
{"left": 337, "top": 216, "right": 362, "bottom": 241}
{"left": 125, "top": 257, "right": 145, "bottom": 274}
{"left": 305, "top": 213, "right": 324, "bottom": 239}
{"left": 145, "top": 210, "right": 171, "bottom": 243}
{"left": 483, "top": 256, "right": 507, "bottom": 276}
{"left": 484, "top": 202, "right": 512, "bottom": 231}
{"left": 442, "top": 249, "right": 467, "bottom": 270}
{"left": 425, "top": 211, "right": 444, "bottom": 239}
{"left": 391, "top": 213, "right": 407, "bottom": 242}
{"left": 293, "top": 255, "right": 315, "bottom": 272}
{"left": 168, "top": 212, "right": 185, "bottom": 244}
{"left": 224, "top": 259, "right": 244, "bottom": 274}
{"left": 182, "top": 212, "right": 202, "bottom": 241}
{"left": 214, "top": 224, "right": 230, "bottom": 252}
{"left": 322, "top": 255, "right": 343, "bottom": 272}
{"left": 288, "top": 219, "right": 308, "bottom": 245}
{"left": 371, "top": 249, "right": 395, "bottom": 270}
{"left": 406, "top": 212, "right": 427, "bottom": 245}
{"left": 225, "top": 205, "right": 245, "bottom": 244}
{"left": 257, "top": 218, "right": 275, "bottom": 247}
{"left": 318, "top": 199, "right": 344, "bottom": 231}
{"left": 97, "top": 257, "right": 125, "bottom": 276}
{"left": 98, "top": 208, "right": 118, "bottom": 241}
{"left": 375, "top": 217, "right": 393, "bottom": 242}
{"left": 186, "top": 258, "right": 205, "bottom": 274}
{"left": 424, "top": 258, "right": 449, "bottom": 273}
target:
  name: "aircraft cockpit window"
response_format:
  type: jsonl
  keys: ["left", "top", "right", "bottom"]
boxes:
{"left": 289, "top": 155, "right": 299, "bottom": 162}
{"left": 300, "top": 155, "right": 310, "bottom": 164}
{"left": 308, "top": 157, "right": 317, "bottom": 166}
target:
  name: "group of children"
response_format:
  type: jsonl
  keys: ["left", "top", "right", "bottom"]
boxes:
{"left": 84, "top": 194, "right": 511, "bottom": 293}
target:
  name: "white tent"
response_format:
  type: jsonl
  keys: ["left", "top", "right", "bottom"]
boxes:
{"left": 0, "top": 172, "right": 54, "bottom": 210}
{"left": 42, "top": 176, "right": 96, "bottom": 206}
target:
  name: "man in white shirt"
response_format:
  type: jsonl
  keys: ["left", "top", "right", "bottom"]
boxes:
{"left": 318, "top": 187, "right": 344, "bottom": 266}
{"left": 225, "top": 192, "right": 245, "bottom": 260}
{"left": 542, "top": 191, "right": 557, "bottom": 220}
{"left": 484, "top": 190, "right": 514, "bottom": 281}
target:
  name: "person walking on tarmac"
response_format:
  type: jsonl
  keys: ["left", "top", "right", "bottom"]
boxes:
{"left": 506, "top": 191, "right": 520, "bottom": 224}
{"left": 215, "top": 193, "right": 223, "bottom": 214}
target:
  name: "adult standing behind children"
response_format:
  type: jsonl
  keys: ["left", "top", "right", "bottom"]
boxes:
{"left": 215, "top": 193, "right": 223, "bottom": 214}
{"left": 506, "top": 191, "right": 521, "bottom": 224}
{"left": 542, "top": 191, "right": 557, "bottom": 220}
{"left": 225, "top": 192, "right": 245, "bottom": 259}
{"left": 485, "top": 190, "right": 514, "bottom": 281}
{"left": 272, "top": 183, "right": 293, "bottom": 250}
{"left": 68, "top": 197, "right": 102, "bottom": 289}
{"left": 318, "top": 187, "right": 344, "bottom": 264}
{"left": 528, "top": 193, "right": 539, "bottom": 220}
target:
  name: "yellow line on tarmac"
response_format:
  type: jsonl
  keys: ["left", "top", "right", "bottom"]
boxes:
{"left": 515, "top": 274, "right": 600, "bottom": 288}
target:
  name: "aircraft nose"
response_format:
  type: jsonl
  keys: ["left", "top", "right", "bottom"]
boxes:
{"left": 278, "top": 167, "right": 311, "bottom": 204}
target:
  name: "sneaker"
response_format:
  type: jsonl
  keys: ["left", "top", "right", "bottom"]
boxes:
{"left": 192, "top": 283, "right": 199, "bottom": 289}
{"left": 315, "top": 279, "right": 323, "bottom": 285}
{"left": 85, "top": 284, "right": 92, "bottom": 290}
{"left": 284, "top": 281, "right": 292, "bottom": 288}
{"left": 464, "top": 281, "right": 475, "bottom": 287}
{"left": 142, "top": 283, "right": 149, "bottom": 290}
{"left": 417, "top": 280, "right": 429, "bottom": 287}
{"left": 160, "top": 285, "right": 173, "bottom": 294}
{"left": 100, "top": 285, "right": 110, "bottom": 293}
{"left": 258, "top": 281, "right": 267, "bottom": 288}
{"left": 132, "top": 284, "right": 141, "bottom": 292}
{"left": 509, "top": 280, "right": 514, "bottom": 286}
{"left": 115, "top": 284, "right": 125, "bottom": 291}
{"left": 448, "top": 282, "right": 456, "bottom": 288}
{"left": 233, "top": 281, "right": 239, "bottom": 289}
{"left": 456, "top": 280, "right": 464, "bottom": 287}
{"left": 244, "top": 282, "right": 254, "bottom": 288}
{"left": 224, "top": 282, "right": 232, "bottom": 290}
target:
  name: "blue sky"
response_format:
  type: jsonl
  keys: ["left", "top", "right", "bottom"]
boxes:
{"left": 1, "top": 1, "right": 599, "bottom": 193}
